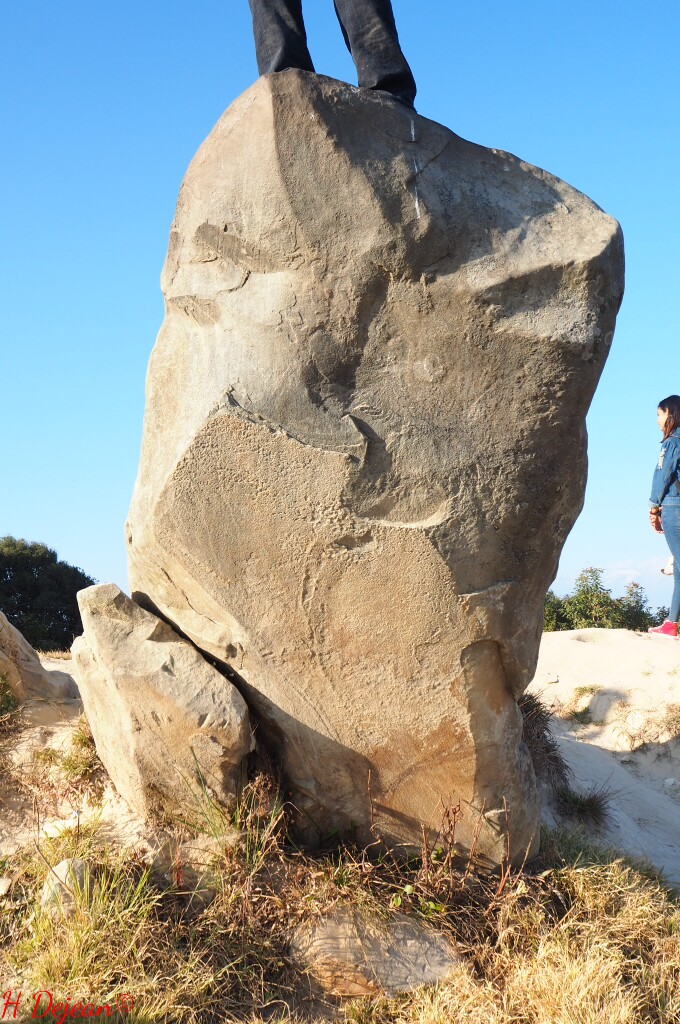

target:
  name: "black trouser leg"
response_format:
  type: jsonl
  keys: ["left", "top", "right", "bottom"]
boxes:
{"left": 333, "top": 0, "right": 416, "bottom": 106}
{"left": 248, "top": 0, "right": 315, "bottom": 74}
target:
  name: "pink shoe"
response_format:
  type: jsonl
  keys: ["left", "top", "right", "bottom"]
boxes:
{"left": 648, "top": 620, "right": 678, "bottom": 637}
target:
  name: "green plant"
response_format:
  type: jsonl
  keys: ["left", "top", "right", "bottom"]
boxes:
{"left": 573, "top": 685, "right": 598, "bottom": 699}
{"left": 543, "top": 589, "right": 571, "bottom": 631}
{"left": 544, "top": 568, "right": 667, "bottom": 632}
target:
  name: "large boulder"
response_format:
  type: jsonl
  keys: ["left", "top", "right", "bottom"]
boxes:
{"left": 126, "top": 71, "right": 623, "bottom": 863}
{"left": 72, "top": 585, "right": 254, "bottom": 820}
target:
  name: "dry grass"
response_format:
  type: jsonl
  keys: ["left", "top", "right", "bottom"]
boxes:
{"left": 0, "top": 713, "right": 106, "bottom": 832}
{"left": 611, "top": 701, "right": 680, "bottom": 752}
{"left": 0, "top": 695, "right": 676, "bottom": 1022}
{"left": 518, "top": 692, "right": 572, "bottom": 792}
{"left": 0, "top": 673, "right": 20, "bottom": 725}
{"left": 1, "top": 757, "right": 679, "bottom": 1024}
{"left": 36, "top": 649, "right": 72, "bottom": 660}
{"left": 21, "top": 716, "right": 106, "bottom": 804}
{"left": 660, "top": 703, "right": 680, "bottom": 741}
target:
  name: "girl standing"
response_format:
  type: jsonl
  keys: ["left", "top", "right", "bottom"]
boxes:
{"left": 649, "top": 395, "right": 680, "bottom": 637}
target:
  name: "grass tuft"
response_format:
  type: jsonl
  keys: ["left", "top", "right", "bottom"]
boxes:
{"left": 568, "top": 705, "right": 594, "bottom": 726}
{"left": 573, "top": 685, "right": 600, "bottom": 699}
{"left": 60, "top": 718, "right": 102, "bottom": 783}
{"left": 519, "top": 692, "right": 572, "bottom": 791}
{"left": 520, "top": 692, "right": 615, "bottom": 833}
{"left": 660, "top": 703, "right": 680, "bottom": 741}
{"left": 553, "top": 783, "right": 612, "bottom": 829}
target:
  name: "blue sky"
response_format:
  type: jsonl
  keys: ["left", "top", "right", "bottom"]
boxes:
{"left": 2, "top": 0, "right": 678, "bottom": 611}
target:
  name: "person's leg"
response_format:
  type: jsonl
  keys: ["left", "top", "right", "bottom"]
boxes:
{"left": 662, "top": 506, "right": 680, "bottom": 622}
{"left": 248, "top": 0, "right": 315, "bottom": 76}
{"left": 333, "top": 0, "right": 416, "bottom": 107}
{"left": 673, "top": 560, "right": 680, "bottom": 623}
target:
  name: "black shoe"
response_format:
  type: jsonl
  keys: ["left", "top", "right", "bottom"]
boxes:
{"left": 370, "top": 87, "right": 416, "bottom": 111}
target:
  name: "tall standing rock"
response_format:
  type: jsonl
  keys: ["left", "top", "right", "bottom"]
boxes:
{"left": 127, "top": 71, "right": 623, "bottom": 863}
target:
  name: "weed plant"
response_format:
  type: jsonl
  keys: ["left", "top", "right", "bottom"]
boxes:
{"left": 0, "top": 673, "right": 19, "bottom": 723}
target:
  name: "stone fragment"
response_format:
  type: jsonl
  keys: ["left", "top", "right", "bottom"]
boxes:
{"left": 152, "top": 831, "right": 239, "bottom": 914}
{"left": 126, "top": 71, "right": 624, "bottom": 863}
{"left": 72, "top": 585, "right": 254, "bottom": 820}
{"left": 291, "top": 908, "right": 460, "bottom": 997}
{"left": 0, "top": 611, "right": 77, "bottom": 701}
{"left": 40, "top": 858, "right": 91, "bottom": 918}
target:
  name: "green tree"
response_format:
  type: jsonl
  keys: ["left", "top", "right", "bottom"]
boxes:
{"left": 562, "top": 568, "right": 623, "bottom": 629}
{"left": 0, "top": 536, "right": 95, "bottom": 650}
{"left": 543, "top": 589, "right": 571, "bottom": 632}
{"left": 618, "top": 581, "right": 663, "bottom": 631}
{"left": 544, "top": 567, "right": 666, "bottom": 632}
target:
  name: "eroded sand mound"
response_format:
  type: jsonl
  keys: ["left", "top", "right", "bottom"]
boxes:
{"left": 530, "top": 628, "right": 680, "bottom": 886}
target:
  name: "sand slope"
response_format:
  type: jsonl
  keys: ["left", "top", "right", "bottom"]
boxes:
{"left": 530, "top": 628, "right": 680, "bottom": 887}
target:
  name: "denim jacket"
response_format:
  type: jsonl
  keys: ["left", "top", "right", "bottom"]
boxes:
{"left": 650, "top": 428, "right": 680, "bottom": 507}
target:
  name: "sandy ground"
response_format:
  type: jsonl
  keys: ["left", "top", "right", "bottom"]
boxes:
{"left": 529, "top": 628, "right": 680, "bottom": 887}
{"left": 2, "top": 634, "right": 680, "bottom": 888}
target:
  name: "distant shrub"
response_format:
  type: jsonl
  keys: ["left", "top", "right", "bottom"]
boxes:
{"left": 544, "top": 567, "right": 667, "bottom": 633}
{"left": 0, "top": 536, "right": 95, "bottom": 650}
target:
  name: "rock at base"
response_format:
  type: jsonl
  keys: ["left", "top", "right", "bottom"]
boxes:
{"left": 71, "top": 585, "right": 254, "bottom": 821}
{"left": 291, "top": 908, "right": 460, "bottom": 997}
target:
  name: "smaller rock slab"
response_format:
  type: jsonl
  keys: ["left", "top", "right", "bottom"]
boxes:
{"left": 0, "top": 611, "right": 77, "bottom": 701}
{"left": 291, "top": 907, "right": 460, "bottom": 997}
{"left": 72, "top": 585, "right": 254, "bottom": 821}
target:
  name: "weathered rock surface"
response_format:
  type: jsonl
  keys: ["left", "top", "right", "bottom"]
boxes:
{"left": 0, "top": 610, "right": 78, "bottom": 701}
{"left": 126, "top": 71, "right": 624, "bottom": 862}
{"left": 292, "top": 908, "right": 460, "bottom": 997}
{"left": 71, "top": 585, "right": 254, "bottom": 820}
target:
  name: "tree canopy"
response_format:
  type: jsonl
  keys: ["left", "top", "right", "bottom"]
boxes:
{"left": 544, "top": 567, "right": 667, "bottom": 633}
{"left": 0, "top": 536, "right": 95, "bottom": 650}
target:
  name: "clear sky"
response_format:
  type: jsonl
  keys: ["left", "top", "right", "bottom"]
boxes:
{"left": 2, "top": 1, "right": 678, "bottom": 612}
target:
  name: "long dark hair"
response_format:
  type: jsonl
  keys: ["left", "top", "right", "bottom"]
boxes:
{"left": 659, "top": 395, "right": 680, "bottom": 439}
